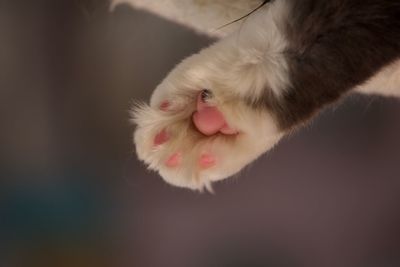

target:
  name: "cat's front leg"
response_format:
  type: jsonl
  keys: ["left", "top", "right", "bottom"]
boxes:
{"left": 132, "top": 0, "right": 400, "bottom": 190}
{"left": 132, "top": 1, "right": 290, "bottom": 190}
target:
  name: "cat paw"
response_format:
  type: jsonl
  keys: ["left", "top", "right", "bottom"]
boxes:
{"left": 132, "top": 20, "right": 287, "bottom": 190}
{"left": 133, "top": 77, "right": 282, "bottom": 191}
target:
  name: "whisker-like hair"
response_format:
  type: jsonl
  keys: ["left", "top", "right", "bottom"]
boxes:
{"left": 216, "top": 0, "right": 272, "bottom": 30}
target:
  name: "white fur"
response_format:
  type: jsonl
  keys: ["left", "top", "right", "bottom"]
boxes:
{"left": 110, "top": 0, "right": 264, "bottom": 38}
{"left": 132, "top": 1, "right": 290, "bottom": 190}
{"left": 356, "top": 59, "right": 400, "bottom": 97}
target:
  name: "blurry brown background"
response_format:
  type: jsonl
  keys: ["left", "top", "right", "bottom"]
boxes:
{"left": 0, "top": 1, "right": 399, "bottom": 267}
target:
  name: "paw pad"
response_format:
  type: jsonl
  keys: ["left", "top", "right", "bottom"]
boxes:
{"left": 199, "top": 154, "right": 215, "bottom": 169}
{"left": 165, "top": 152, "right": 181, "bottom": 167}
{"left": 159, "top": 101, "right": 170, "bottom": 111}
{"left": 154, "top": 129, "right": 169, "bottom": 146}
{"left": 192, "top": 91, "right": 238, "bottom": 136}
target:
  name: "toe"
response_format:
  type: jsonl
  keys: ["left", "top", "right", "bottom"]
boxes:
{"left": 154, "top": 129, "right": 169, "bottom": 146}
{"left": 199, "top": 154, "right": 216, "bottom": 169}
{"left": 159, "top": 100, "right": 170, "bottom": 111}
{"left": 165, "top": 152, "right": 181, "bottom": 167}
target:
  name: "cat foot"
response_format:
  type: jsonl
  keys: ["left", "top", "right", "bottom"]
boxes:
{"left": 133, "top": 87, "right": 282, "bottom": 191}
{"left": 132, "top": 12, "right": 288, "bottom": 190}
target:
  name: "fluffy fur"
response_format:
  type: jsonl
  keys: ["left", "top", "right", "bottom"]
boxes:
{"left": 130, "top": 0, "right": 400, "bottom": 190}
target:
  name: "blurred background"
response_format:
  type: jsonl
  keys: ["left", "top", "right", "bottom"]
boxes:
{"left": 0, "top": 1, "right": 399, "bottom": 266}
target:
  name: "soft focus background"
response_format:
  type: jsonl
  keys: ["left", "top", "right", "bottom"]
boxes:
{"left": 0, "top": 1, "right": 399, "bottom": 267}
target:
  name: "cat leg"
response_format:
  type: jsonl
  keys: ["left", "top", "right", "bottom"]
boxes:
{"left": 132, "top": 1, "right": 289, "bottom": 190}
{"left": 132, "top": 0, "right": 400, "bottom": 190}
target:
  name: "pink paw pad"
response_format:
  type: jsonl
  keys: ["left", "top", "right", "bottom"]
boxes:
{"left": 154, "top": 129, "right": 169, "bottom": 146}
{"left": 220, "top": 124, "right": 238, "bottom": 135}
{"left": 199, "top": 154, "right": 216, "bottom": 169}
{"left": 192, "top": 91, "right": 238, "bottom": 136}
{"left": 165, "top": 152, "right": 181, "bottom": 167}
{"left": 159, "top": 101, "right": 170, "bottom": 111}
